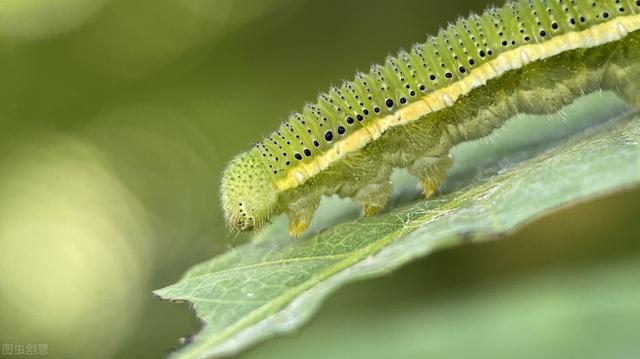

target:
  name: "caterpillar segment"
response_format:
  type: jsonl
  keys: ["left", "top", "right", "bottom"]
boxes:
{"left": 602, "top": 32, "right": 640, "bottom": 108}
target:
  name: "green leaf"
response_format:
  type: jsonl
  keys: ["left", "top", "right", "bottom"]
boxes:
{"left": 154, "top": 93, "right": 640, "bottom": 359}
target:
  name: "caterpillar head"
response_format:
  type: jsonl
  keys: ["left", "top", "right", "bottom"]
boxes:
{"left": 221, "top": 150, "right": 278, "bottom": 232}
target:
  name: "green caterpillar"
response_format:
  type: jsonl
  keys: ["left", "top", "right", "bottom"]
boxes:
{"left": 221, "top": 0, "right": 640, "bottom": 237}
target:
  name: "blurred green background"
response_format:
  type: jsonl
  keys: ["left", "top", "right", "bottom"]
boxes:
{"left": 0, "top": 0, "right": 639, "bottom": 358}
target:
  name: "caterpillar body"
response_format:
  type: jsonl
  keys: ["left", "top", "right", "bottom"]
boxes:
{"left": 221, "top": 0, "right": 640, "bottom": 237}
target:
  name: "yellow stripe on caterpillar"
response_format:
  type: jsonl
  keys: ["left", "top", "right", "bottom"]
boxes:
{"left": 275, "top": 14, "right": 640, "bottom": 192}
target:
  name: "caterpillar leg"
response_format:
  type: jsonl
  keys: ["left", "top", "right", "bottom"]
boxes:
{"left": 352, "top": 180, "right": 394, "bottom": 217}
{"left": 287, "top": 196, "right": 320, "bottom": 238}
{"left": 409, "top": 154, "right": 453, "bottom": 199}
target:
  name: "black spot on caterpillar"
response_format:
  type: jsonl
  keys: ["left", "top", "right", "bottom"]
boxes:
{"left": 221, "top": 0, "right": 640, "bottom": 237}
